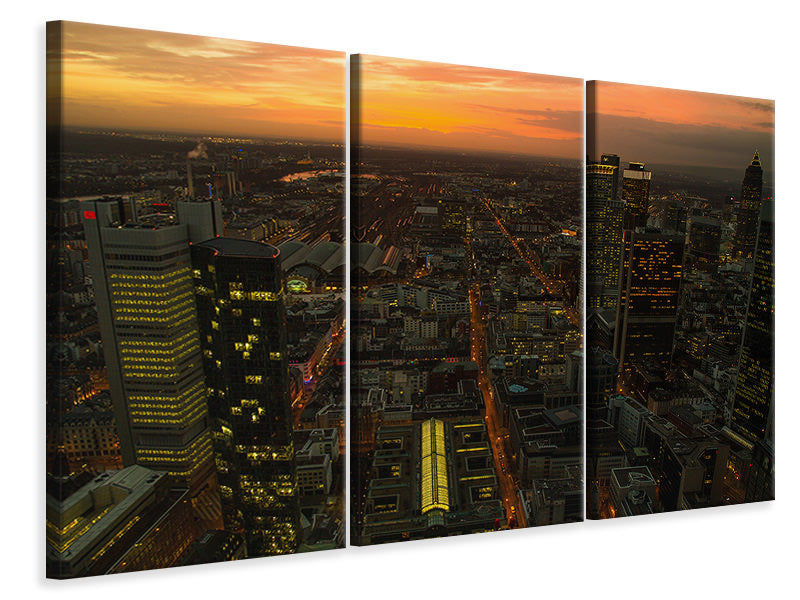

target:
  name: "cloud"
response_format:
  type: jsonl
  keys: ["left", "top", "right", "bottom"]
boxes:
{"left": 735, "top": 98, "right": 775, "bottom": 113}
{"left": 592, "top": 113, "right": 774, "bottom": 171}
{"left": 57, "top": 21, "right": 345, "bottom": 139}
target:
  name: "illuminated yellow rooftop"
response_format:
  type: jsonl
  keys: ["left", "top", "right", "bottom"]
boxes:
{"left": 420, "top": 418, "right": 449, "bottom": 514}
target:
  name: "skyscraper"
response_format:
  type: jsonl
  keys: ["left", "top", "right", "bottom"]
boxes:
{"left": 600, "top": 153, "right": 620, "bottom": 202}
{"left": 733, "top": 150, "right": 764, "bottom": 259}
{"left": 83, "top": 198, "right": 223, "bottom": 514}
{"left": 191, "top": 238, "right": 300, "bottom": 556}
{"left": 587, "top": 161, "right": 624, "bottom": 309}
{"left": 622, "top": 162, "right": 651, "bottom": 230}
{"left": 664, "top": 200, "right": 688, "bottom": 235}
{"left": 729, "top": 200, "right": 774, "bottom": 446}
{"left": 688, "top": 215, "right": 721, "bottom": 271}
{"left": 614, "top": 229, "right": 684, "bottom": 372}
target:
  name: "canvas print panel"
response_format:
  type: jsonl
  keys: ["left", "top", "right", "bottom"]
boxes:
{"left": 585, "top": 81, "right": 775, "bottom": 519}
{"left": 46, "top": 22, "right": 345, "bottom": 578}
{"left": 350, "top": 55, "right": 584, "bottom": 545}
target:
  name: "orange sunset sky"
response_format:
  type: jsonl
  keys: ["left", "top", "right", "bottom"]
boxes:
{"left": 589, "top": 81, "right": 775, "bottom": 174}
{"left": 48, "top": 22, "right": 345, "bottom": 142}
{"left": 354, "top": 55, "right": 583, "bottom": 158}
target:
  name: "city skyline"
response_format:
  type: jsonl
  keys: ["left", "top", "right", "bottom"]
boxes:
{"left": 47, "top": 22, "right": 346, "bottom": 577}
{"left": 46, "top": 20, "right": 776, "bottom": 578}
{"left": 586, "top": 80, "right": 774, "bottom": 520}
{"left": 588, "top": 81, "right": 775, "bottom": 177}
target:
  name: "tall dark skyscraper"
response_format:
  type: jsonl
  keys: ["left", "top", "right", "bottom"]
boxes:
{"left": 83, "top": 198, "right": 223, "bottom": 516}
{"left": 733, "top": 150, "right": 764, "bottom": 259}
{"left": 729, "top": 200, "right": 774, "bottom": 446}
{"left": 614, "top": 229, "right": 684, "bottom": 371}
{"left": 191, "top": 238, "right": 300, "bottom": 556}
{"left": 622, "top": 162, "right": 651, "bottom": 230}
{"left": 688, "top": 215, "right": 721, "bottom": 271}
{"left": 600, "top": 154, "right": 619, "bottom": 200}
{"left": 587, "top": 161, "right": 623, "bottom": 309}
{"left": 664, "top": 200, "right": 688, "bottom": 235}
{"left": 600, "top": 153, "right": 620, "bottom": 202}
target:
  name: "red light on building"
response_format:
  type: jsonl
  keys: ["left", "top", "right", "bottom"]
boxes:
{"left": 83, "top": 210, "right": 96, "bottom": 220}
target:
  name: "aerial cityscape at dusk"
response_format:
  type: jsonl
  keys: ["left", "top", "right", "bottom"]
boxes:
{"left": 45, "top": 20, "right": 778, "bottom": 581}
{"left": 350, "top": 56, "right": 584, "bottom": 544}
{"left": 586, "top": 82, "right": 775, "bottom": 518}
{"left": 46, "top": 22, "right": 345, "bottom": 577}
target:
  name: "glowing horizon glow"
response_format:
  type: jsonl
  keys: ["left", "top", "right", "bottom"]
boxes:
{"left": 47, "top": 22, "right": 345, "bottom": 143}
{"left": 354, "top": 55, "right": 582, "bottom": 158}
{"left": 589, "top": 81, "right": 775, "bottom": 173}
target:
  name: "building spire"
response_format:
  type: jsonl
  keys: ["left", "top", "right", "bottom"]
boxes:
{"left": 751, "top": 149, "right": 761, "bottom": 167}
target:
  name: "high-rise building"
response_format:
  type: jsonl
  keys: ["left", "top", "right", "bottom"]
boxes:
{"left": 688, "top": 215, "right": 721, "bottom": 271}
{"left": 744, "top": 438, "right": 775, "bottom": 502}
{"left": 191, "top": 238, "right": 300, "bottom": 556}
{"left": 587, "top": 162, "right": 624, "bottom": 309}
{"left": 600, "top": 154, "right": 620, "bottom": 202}
{"left": 614, "top": 229, "right": 684, "bottom": 372}
{"left": 729, "top": 200, "right": 774, "bottom": 446}
{"left": 733, "top": 151, "right": 764, "bottom": 259}
{"left": 622, "top": 162, "right": 651, "bottom": 230}
{"left": 664, "top": 200, "right": 688, "bottom": 235}
{"left": 585, "top": 348, "right": 620, "bottom": 490}
{"left": 82, "top": 198, "right": 223, "bottom": 509}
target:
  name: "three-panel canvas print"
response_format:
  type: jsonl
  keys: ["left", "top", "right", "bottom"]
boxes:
{"left": 46, "top": 21, "right": 775, "bottom": 579}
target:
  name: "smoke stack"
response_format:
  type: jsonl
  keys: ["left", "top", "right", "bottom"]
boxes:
{"left": 187, "top": 160, "right": 194, "bottom": 199}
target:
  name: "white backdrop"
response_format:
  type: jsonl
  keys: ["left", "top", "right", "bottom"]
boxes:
{"left": 10, "top": 1, "right": 797, "bottom": 598}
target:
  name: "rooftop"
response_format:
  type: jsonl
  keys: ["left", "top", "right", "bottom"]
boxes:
{"left": 194, "top": 237, "right": 279, "bottom": 258}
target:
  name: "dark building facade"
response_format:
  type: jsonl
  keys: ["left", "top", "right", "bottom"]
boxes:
{"left": 621, "top": 162, "right": 651, "bottom": 230}
{"left": 600, "top": 153, "right": 620, "bottom": 202}
{"left": 729, "top": 200, "right": 774, "bottom": 446}
{"left": 191, "top": 238, "right": 301, "bottom": 556}
{"left": 587, "top": 161, "right": 624, "bottom": 309}
{"left": 614, "top": 229, "right": 684, "bottom": 371}
{"left": 733, "top": 151, "right": 764, "bottom": 259}
{"left": 688, "top": 216, "right": 721, "bottom": 271}
{"left": 664, "top": 200, "right": 688, "bottom": 234}
{"left": 744, "top": 439, "right": 775, "bottom": 502}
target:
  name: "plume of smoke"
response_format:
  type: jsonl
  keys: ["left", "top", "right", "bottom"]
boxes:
{"left": 187, "top": 142, "right": 208, "bottom": 160}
